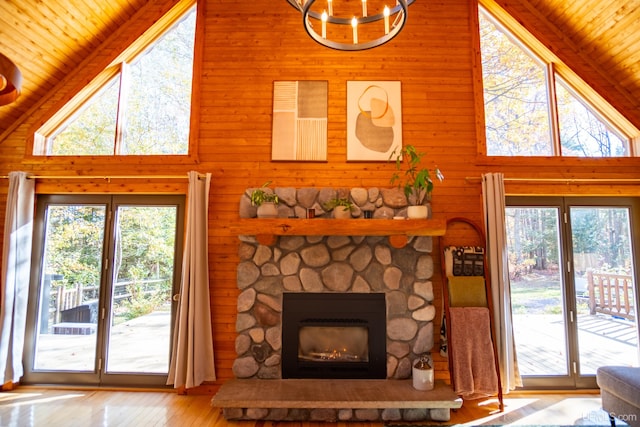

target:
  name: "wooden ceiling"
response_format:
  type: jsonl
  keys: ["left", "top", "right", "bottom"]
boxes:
{"left": 1, "top": 0, "right": 640, "bottom": 140}
{"left": 0, "top": 0, "right": 154, "bottom": 140}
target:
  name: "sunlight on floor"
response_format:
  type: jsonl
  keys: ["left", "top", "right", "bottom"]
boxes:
{"left": 453, "top": 394, "right": 623, "bottom": 426}
{"left": 0, "top": 391, "right": 86, "bottom": 406}
{"left": 506, "top": 397, "right": 609, "bottom": 425}
{"left": 0, "top": 391, "right": 91, "bottom": 427}
{"left": 456, "top": 397, "right": 539, "bottom": 426}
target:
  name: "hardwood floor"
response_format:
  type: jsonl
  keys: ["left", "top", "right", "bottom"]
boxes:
{"left": 0, "top": 387, "right": 618, "bottom": 426}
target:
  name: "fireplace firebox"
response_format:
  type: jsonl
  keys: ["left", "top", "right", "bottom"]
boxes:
{"left": 281, "top": 292, "right": 387, "bottom": 379}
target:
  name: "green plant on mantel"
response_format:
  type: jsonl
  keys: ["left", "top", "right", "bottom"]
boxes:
{"left": 323, "top": 197, "right": 354, "bottom": 212}
{"left": 250, "top": 181, "right": 279, "bottom": 206}
{"left": 389, "top": 145, "right": 444, "bottom": 205}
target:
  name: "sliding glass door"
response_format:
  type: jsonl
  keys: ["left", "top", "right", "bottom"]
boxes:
{"left": 569, "top": 205, "right": 639, "bottom": 379}
{"left": 506, "top": 197, "right": 640, "bottom": 388}
{"left": 507, "top": 205, "right": 570, "bottom": 379}
{"left": 23, "top": 195, "right": 184, "bottom": 387}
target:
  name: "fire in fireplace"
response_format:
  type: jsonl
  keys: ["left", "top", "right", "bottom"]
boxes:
{"left": 281, "top": 292, "right": 387, "bottom": 379}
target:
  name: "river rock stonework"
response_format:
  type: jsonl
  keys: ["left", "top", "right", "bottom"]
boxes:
{"left": 239, "top": 186, "right": 431, "bottom": 220}
{"left": 234, "top": 187, "right": 436, "bottom": 380}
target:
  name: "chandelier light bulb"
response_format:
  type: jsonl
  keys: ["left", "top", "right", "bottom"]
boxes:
{"left": 384, "top": 6, "right": 390, "bottom": 34}
{"left": 321, "top": 11, "right": 328, "bottom": 38}
{"left": 351, "top": 16, "right": 358, "bottom": 44}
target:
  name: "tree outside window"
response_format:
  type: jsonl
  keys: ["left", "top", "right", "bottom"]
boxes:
{"left": 479, "top": 8, "right": 629, "bottom": 157}
{"left": 38, "top": 7, "right": 196, "bottom": 156}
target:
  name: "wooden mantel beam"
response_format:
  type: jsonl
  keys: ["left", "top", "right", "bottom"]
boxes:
{"left": 229, "top": 218, "right": 446, "bottom": 248}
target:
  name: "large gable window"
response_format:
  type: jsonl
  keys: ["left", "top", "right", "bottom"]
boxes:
{"left": 33, "top": 4, "right": 196, "bottom": 156}
{"left": 479, "top": 6, "right": 633, "bottom": 157}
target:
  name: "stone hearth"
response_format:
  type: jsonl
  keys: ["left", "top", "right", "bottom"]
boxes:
{"left": 212, "top": 379, "right": 461, "bottom": 422}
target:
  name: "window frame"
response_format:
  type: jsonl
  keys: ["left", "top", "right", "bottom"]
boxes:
{"left": 26, "top": 0, "right": 202, "bottom": 165}
{"left": 474, "top": 0, "right": 640, "bottom": 163}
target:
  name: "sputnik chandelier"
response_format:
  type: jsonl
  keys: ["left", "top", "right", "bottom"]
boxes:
{"left": 286, "top": 0, "right": 415, "bottom": 51}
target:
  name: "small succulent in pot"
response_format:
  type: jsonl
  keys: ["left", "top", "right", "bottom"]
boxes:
{"left": 250, "top": 181, "right": 279, "bottom": 218}
{"left": 250, "top": 181, "right": 279, "bottom": 206}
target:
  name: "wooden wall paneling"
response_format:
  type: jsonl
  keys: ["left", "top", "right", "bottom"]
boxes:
{"left": 2, "top": 0, "right": 640, "bottom": 395}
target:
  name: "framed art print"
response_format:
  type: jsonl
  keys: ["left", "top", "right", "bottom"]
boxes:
{"left": 347, "top": 81, "right": 402, "bottom": 161}
{"left": 272, "top": 80, "right": 328, "bottom": 161}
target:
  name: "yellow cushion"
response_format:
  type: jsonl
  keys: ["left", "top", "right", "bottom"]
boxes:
{"left": 448, "top": 276, "right": 488, "bottom": 307}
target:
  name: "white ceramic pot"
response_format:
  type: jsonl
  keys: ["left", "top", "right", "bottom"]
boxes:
{"left": 412, "top": 365, "right": 434, "bottom": 391}
{"left": 257, "top": 202, "right": 278, "bottom": 218}
{"left": 407, "top": 205, "right": 428, "bottom": 219}
{"left": 333, "top": 206, "right": 351, "bottom": 219}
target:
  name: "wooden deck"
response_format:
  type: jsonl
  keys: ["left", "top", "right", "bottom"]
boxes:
{"left": 514, "top": 312, "right": 638, "bottom": 376}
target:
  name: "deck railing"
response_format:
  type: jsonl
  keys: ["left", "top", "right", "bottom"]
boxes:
{"left": 587, "top": 270, "right": 636, "bottom": 321}
{"left": 52, "top": 278, "right": 170, "bottom": 324}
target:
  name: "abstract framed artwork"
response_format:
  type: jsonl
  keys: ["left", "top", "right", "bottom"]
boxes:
{"left": 272, "top": 80, "right": 328, "bottom": 161}
{"left": 347, "top": 81, "right": 402, "bottom": 161}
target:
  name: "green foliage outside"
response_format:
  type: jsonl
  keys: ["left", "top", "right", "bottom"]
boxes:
{"left": 506, "top": 205, "right": 632, "bottom": 316}
{"left": 43, "top": 204, "right": 178, "bottom": 323}
{"left": 506, "top": 206, "right": 631, "bottom": 278}
{"left": 112, "top": 206, "right": 177, "bottom": 322}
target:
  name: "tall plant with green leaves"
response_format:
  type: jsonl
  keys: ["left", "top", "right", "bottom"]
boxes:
{"left": 389, "top": 145, "right": 444, "bottom": 205}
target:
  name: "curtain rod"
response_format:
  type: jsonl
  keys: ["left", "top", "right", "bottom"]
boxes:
{"left": 0, "top": 174, "right": 202, "bottom": 180}
{"left": 466, "top": 177, "right": 640, "bottom": 184}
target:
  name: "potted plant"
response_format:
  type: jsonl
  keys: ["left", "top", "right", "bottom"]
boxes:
{"left": 324, "top": 197, "right": 353, "bottom": 219}
{"left": 389, "top": 145, "right": 444, "bottom": 219}
{"left": 250, "top": 181, "right": 279, "bottom": 218}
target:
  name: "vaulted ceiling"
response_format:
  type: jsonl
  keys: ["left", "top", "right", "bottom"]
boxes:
{"left": 1, "top": 0, "right": 640, "bottom": 140}
{"left": 0, "top": 0, "right": 153, "bottom": 140}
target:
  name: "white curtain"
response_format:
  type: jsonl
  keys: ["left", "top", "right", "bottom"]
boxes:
{"left": 167, "top": 171, "right": 216, "bottom": 388}
{"left": 481, "top": 172, "right": 522, "bottom": 392}
{"left": 0, "top": 172, "right": 35, "bottom": 384}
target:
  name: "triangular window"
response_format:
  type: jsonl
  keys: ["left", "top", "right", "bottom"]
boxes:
{"left": 479, "top": 6, "right": 633, "bottom": 157}
{"left": 555, "top": 76, "right": 627, "bottom": 157}
{"left": 34, "top": 4, "right": 196, "bottom": 156}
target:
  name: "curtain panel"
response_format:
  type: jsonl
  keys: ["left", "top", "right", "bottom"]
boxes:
{"left": 0, "top": 172, "right": 35, "bottom": 384}
{"left": 481, "top": 172, "right": 522, "bottom": 392}
{"left": 167, "top": 171, "right": 216, "bottom": 389}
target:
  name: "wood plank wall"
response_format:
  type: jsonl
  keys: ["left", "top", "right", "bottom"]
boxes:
{"left": 1, "top": 0, "right": 639, "bottom": 393}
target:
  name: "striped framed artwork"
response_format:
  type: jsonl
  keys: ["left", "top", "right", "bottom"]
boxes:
{"left": 271, "top": 81, "right": 328, "bottom": 161}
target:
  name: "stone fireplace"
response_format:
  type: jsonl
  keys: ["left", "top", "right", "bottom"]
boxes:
{"left": 233, "top": 186, "right": 437, "bottom": 381}
{"left": 216, "top": 187, "right": 459, "bottom": 422}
